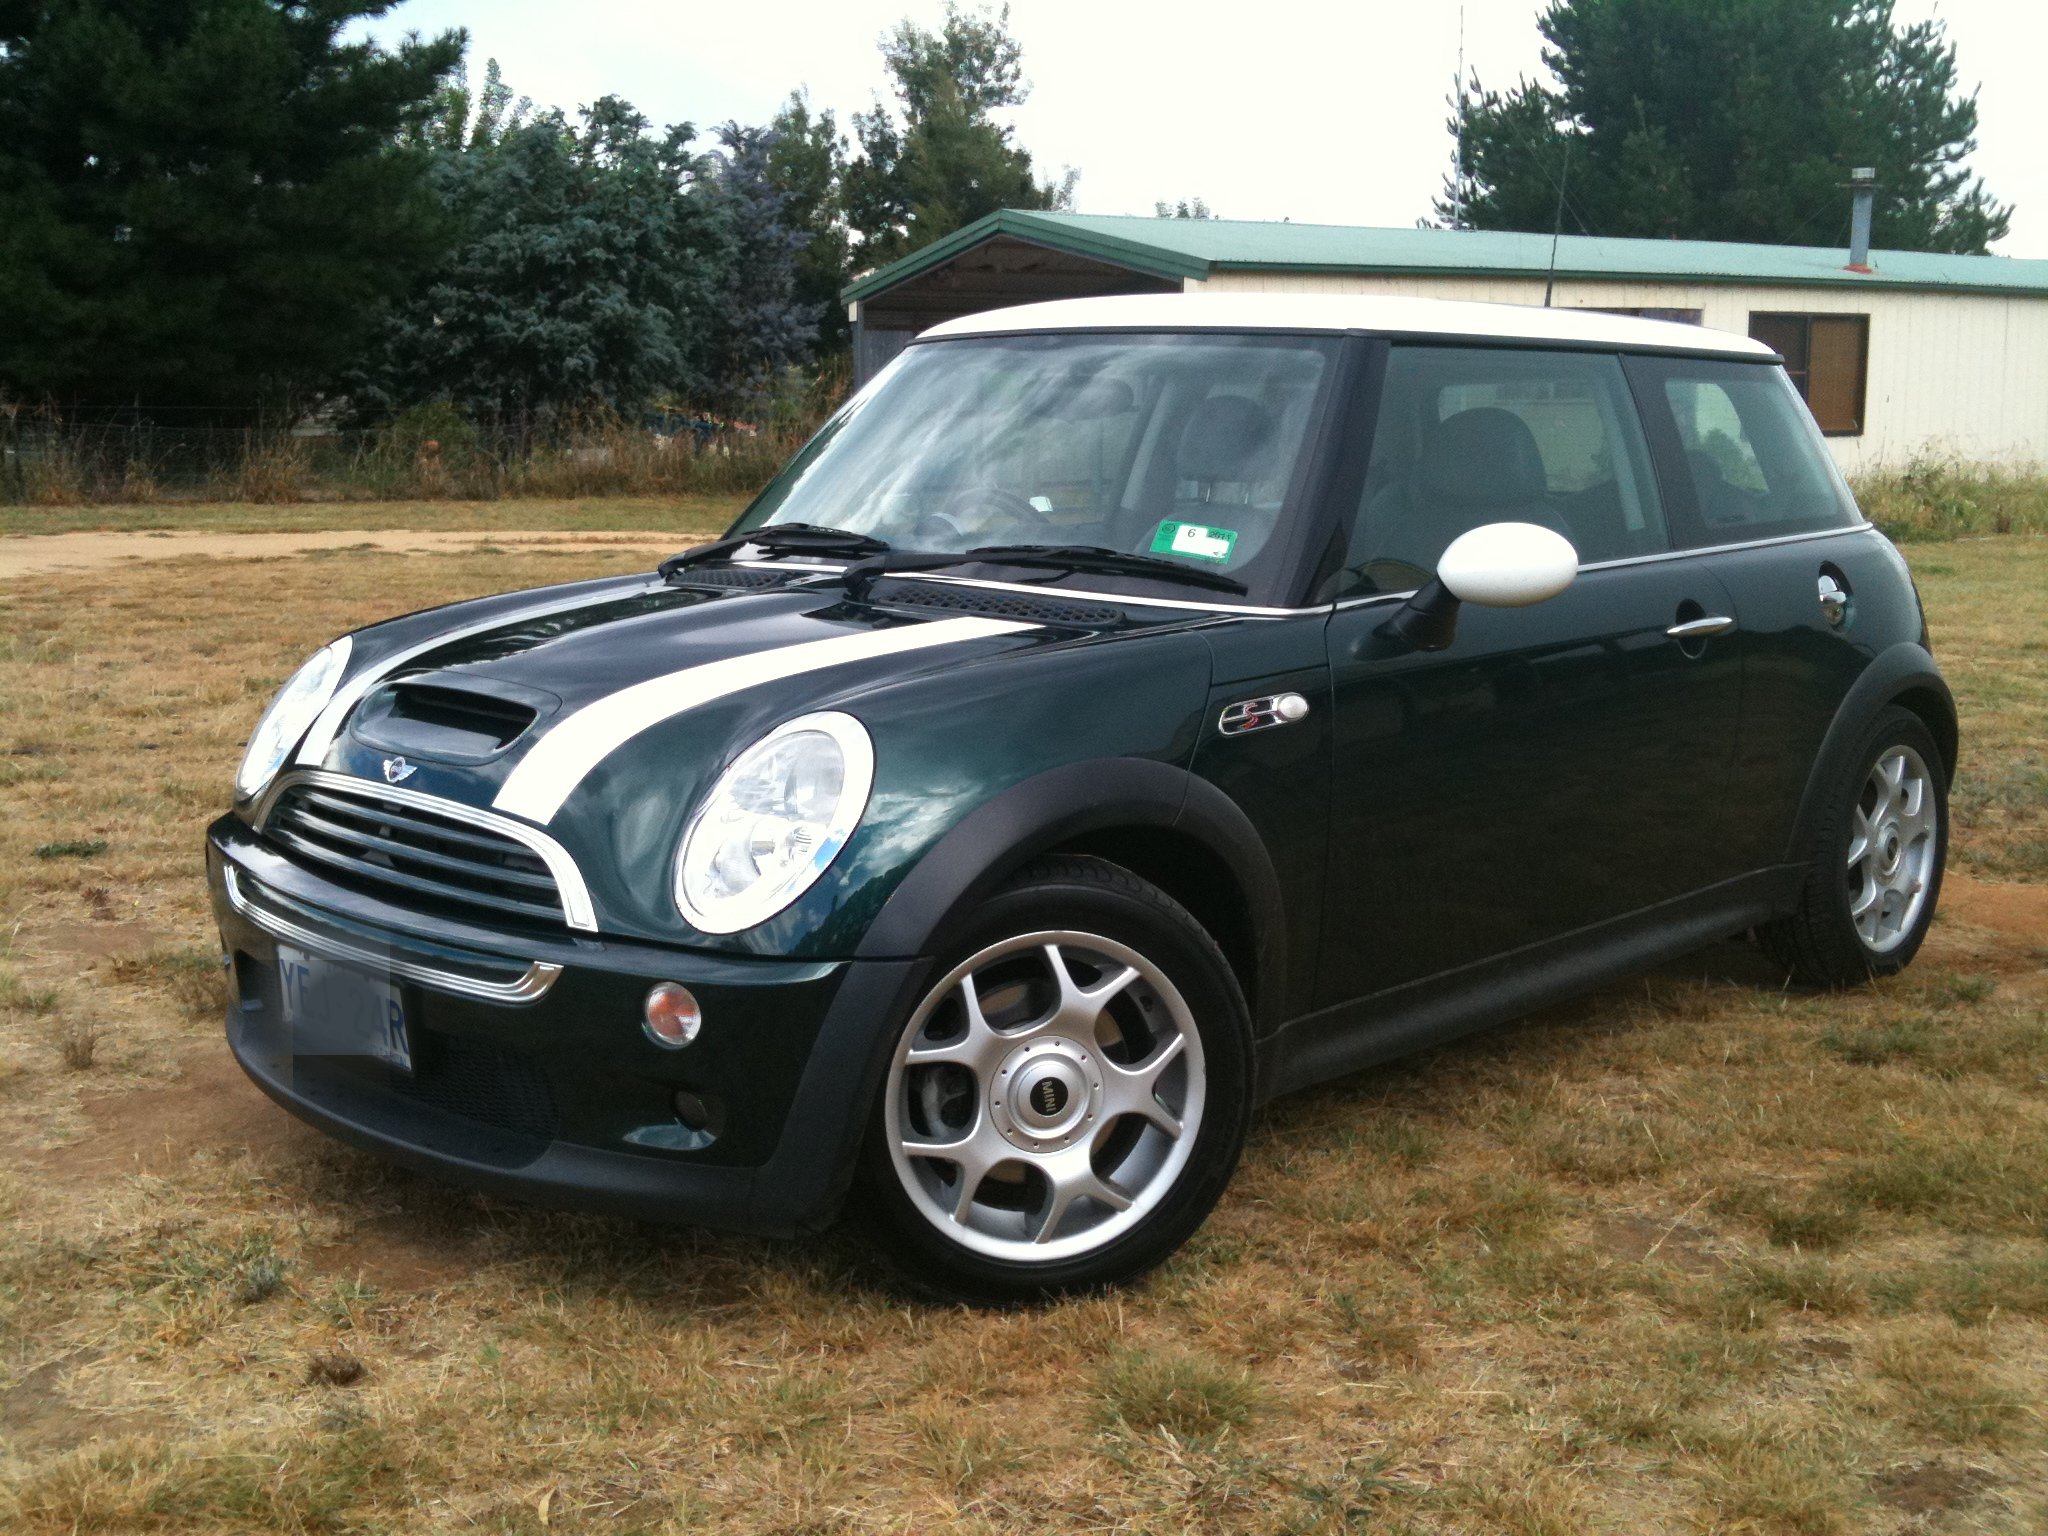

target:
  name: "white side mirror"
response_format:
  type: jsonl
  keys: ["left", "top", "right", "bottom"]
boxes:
{"left": 1436, "top": 522, "right": 1579, "bottom": 608}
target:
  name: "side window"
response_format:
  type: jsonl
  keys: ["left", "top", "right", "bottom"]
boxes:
{"left": 1656, "top": 361, "right": 1862, "bottom": 538}
{"left": 1338, "top": 346, "right": 1665, "bottom": 595}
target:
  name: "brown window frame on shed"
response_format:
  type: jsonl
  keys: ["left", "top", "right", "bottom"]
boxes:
{"left": 1748, "top": 312, "right": 1869, "bottom": 436}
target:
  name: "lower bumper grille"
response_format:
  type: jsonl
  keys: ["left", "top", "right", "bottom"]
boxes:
{"left": 388, "top": 1036, "right": 560, "bottom": 1142}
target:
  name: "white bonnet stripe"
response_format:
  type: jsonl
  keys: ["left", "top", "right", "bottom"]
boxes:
{"left": 295, "top": 583, "right": 660, "bottom": 767}
{"left": 492, "top": 616, "right": 1035, "bottom": 824}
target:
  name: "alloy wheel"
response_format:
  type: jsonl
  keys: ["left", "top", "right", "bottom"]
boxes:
{"left": 1846, "top": 743, "right": 1938, "bottom": 954}
{"left": 884, "top": 930, "right": 1205, "bottom": 1263}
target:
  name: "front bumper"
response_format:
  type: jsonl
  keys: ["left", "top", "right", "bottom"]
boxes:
{"left": 207, "top": 816, "right": 925, "bottom": 1235}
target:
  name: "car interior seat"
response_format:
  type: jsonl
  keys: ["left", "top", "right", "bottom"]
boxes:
{"left": 1161, "top": 393, "right": 1283, "bottom": 564}
{"left": 1356, "top": 406, "right": 1574, "bottom": 576}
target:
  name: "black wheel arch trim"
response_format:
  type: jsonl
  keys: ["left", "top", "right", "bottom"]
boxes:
{"left": 853, "top": 757, "right": 1286, "bottom": 1028}
{"left": 1784, "top": 641, "right": 1956, "bottom": 869}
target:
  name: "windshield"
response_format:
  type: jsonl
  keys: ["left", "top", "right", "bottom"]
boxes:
{"left": 733, "top": 332, "right": 1340, "bottom": 601}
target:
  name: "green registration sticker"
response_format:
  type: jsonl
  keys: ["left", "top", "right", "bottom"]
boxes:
{"left": 1149, "top": 520, "right": 1238, "bottom": 565}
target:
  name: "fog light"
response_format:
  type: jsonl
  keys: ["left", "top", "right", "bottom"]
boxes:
{"left": 671, "top": 1089, "right": 725, "bottom": 1148}
{"left": 642, "top": 983, "right": 701, "bottom": 1049}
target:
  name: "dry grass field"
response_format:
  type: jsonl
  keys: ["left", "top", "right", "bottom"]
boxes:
{"left": 0, "top": 527, "right": 2043, "bottom": 1534}
{"left": 0, "top": 494, "right": 752, "bottom": 539}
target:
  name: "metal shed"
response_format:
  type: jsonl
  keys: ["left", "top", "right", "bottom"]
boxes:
{"left": 845, "top": 211, "right": 2048, "bottom": 472}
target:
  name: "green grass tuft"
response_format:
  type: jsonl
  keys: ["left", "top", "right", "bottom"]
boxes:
{"left": 32, "top": 839, "right": 108, "bottom": 860}
{"left": 1095, "top": 1347, "right": 1259, "bottom": 1439}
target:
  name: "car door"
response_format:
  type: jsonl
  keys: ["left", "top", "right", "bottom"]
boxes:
{"left": 1316, "top": 344, "right": 1744, "bottom": 1007}
{"left": 1627, "top": 353, "right": 1900, "bottom": 876}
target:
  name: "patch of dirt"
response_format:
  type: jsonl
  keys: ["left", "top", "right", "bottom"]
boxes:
{"left": 23, "top": 919, "right": 173, "bottom": 964}
{"left": 0, "top": 1348, "right": 168, "bottom": 1455}
{"left": 1870, "top": 1462, "right": 1998, "bottom": 1515}
{"left": 32, "top": 1046, "right": 313, "bottom": 1184}
{"left": 0, "top": 528, "right": 674, "bottom": 580}
{"left": 304, "top": 1212, "right": 489, "bottom": 1294}
{"left": 1933, "top": 876, "right": 2048, "bottom": 962}
{"left": 1586, "top": 1212, "right": 1725, "bottom": 1274}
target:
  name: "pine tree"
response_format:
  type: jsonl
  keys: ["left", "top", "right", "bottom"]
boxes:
{"left": 0, "top": 0, "right": 462, "bottom": 414}
{"left": 1442, "top": 0, "right": 2011, "bottom": 253}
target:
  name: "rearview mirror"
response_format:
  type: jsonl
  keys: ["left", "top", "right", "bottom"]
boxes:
{"left": 1380, "top": 522, "right": 1579, "bottom": 653}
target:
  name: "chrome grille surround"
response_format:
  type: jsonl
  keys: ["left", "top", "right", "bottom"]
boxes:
{"left": 224, "top": 867, "right": 561, "bottom": 1002}
{"left": 251, "top": 769, "right": 597, "bottom": 932}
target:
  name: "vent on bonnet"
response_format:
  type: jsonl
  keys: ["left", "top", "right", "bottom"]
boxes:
{"left": 666, "top": 566, "right": 801, "bottom": 590}
{"left": 349, "top": 673, "right": 555, "bottom": 764}
{"left": 384, "top": 683, "right": 536, "bottom": 749}
{"left": 865, "top": 579, "right": 1125, "bottom": 629}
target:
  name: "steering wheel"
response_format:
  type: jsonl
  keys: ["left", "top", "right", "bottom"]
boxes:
{"left": 931, "top": 487, "right": 1052, "bottom": 544}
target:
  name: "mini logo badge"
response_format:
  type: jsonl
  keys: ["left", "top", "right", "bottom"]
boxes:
{"left": 382, "top": 756, "right": 417, "bottom": 784}
{"left": 1031, "top": 1077, "right": 1068, "bottom": 1117}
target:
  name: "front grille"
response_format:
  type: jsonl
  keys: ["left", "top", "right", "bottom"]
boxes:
{"left": 263, "top": 782, "right": 566, "bottom": 930}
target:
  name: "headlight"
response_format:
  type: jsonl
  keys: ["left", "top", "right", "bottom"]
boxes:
{"left": 235, "top": 638, "right": 352, "bottom": 803}
{"left": 674, "top": 712, "right": 875, "bottom": 934}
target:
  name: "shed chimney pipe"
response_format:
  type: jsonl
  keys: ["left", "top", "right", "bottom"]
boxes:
{"left": 1847, "top": 167, "right": 1877, "bottom": 271}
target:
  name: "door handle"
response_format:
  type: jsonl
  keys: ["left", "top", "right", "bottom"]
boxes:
{"left": 1666, "top": 615, "right": 1737, "bottom": 640}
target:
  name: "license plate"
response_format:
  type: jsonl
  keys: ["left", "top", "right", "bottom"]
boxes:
{"left": 276, "top": 944, "right": 411, "bottom": 1072}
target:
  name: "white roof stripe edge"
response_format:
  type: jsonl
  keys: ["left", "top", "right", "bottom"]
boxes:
{"left": 918, "top": 293, "right": 1774, "bottom": 357}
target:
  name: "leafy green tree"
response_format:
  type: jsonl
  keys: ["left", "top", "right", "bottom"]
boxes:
{"left": 0, "top": 0, "right": 462, "bottom": 414}
{"left": 843, "top": 3, "right": 1072, "bottom": 271}
{"left": 1155, "top": 198, "right": 1215, "bottom": 219}
{"left": 704, "top": 122, "right": 818, "bottom": 413}
{"left": 768, "top": 90, "right": 852, "bottom": 354}
{"left": 1443, "top": 0, "right": 2011, "bottom": 253}
{"left": 349, "top": 95, "right": 734, "bottom": 424}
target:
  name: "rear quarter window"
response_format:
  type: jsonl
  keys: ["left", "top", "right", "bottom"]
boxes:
{"left": 1637, "top": 357, "right": 1863, "bottom": 542}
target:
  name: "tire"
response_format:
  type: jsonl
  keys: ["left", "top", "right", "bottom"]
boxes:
{"left": 856, "top": 855, "right": 1253, "bottom": 1304}
{"left": 1764, "top": 705, "right": 1947, "bottom": 987}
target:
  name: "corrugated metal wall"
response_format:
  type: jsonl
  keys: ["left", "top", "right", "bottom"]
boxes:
{"left": 1190, "top": 272, "right": 2048, "bottom": 472}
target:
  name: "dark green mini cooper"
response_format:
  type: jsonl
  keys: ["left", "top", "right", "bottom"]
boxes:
{"left": 208, "top": 295, "right": 1955, "bottom": 1300}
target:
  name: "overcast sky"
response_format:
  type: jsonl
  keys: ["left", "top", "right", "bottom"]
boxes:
{"left": 359, "top": 0, "right": 2047, "bottom": 259}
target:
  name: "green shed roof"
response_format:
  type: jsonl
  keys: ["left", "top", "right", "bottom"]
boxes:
{"left": 844, "top": 209, "right": 2048, "bottom": 304}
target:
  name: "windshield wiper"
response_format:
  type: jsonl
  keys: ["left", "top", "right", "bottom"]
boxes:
{"left": 963, "top": 544, "right": 1248, "bottom": 595}
{"left": 659, "top": 522, "right": 889, "bottom": 580}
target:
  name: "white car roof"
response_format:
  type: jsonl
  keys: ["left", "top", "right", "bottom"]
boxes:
{"left": 919, "top": 292, "right": 1776, "bottom": 358}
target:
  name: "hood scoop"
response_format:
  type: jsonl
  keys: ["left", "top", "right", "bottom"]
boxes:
{"left": 349, "top": 671, "right": 561, "bottom": 765}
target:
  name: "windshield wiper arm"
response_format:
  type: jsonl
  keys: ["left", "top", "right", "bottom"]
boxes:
{"left": 660, "top": 522, "right": 889, "bottom": 580}
{"left": 963, "top": 544, "right": 1248, "bottom": 595}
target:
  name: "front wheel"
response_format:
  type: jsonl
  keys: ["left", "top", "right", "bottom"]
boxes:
{"left": 858, "top": 856, "right": 1252, "bottom": 1303}
{"left": 1764, "top": 705, "right": 1947, "bottom": 986}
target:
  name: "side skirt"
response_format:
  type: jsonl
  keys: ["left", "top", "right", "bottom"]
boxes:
{"left": 1254, "top": 867, "right": 1801, "bottom": 1103}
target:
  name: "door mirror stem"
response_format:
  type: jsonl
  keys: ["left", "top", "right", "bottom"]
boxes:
{"left": 1379, "top": 578, "right": 1462, "bottom": 652}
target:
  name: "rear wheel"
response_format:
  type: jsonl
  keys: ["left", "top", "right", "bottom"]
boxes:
{"left": 1765, "top": 706, "right": 1946, "bottom": 986}
{"left": 859, "top": 856, "right": 1252, "bottom": 1303}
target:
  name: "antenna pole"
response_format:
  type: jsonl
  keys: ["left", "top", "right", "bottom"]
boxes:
{"left": 1543, "top": 138, "right": 1571, "bottom": 307}
{"left": 1451, "top": 7, "right": 1466, "bottom": 228}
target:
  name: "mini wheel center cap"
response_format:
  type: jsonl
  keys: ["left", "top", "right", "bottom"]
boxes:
{"left": 1879, "top": 823, "right": 1905, "bottom": 877}
{"left": 990, "top": 1037, "right": 1101, "bottom": 1151}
